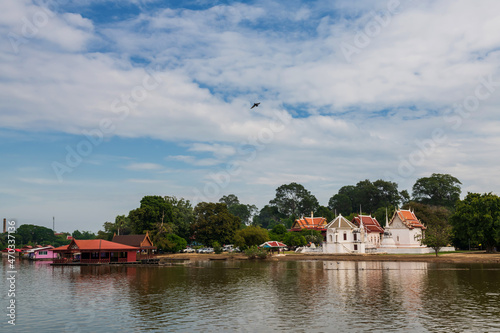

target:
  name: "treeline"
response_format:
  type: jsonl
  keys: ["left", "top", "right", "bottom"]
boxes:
{"left": 4, "top": 173, "right": 499, "bottom": 252}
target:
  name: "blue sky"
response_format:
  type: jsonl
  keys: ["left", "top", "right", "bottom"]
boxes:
{"left": 2, "top": 0, "right": 500, "bottom": 233}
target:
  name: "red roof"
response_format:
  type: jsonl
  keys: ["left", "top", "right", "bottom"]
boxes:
{"left": 52, "top": 239, "right": 138, "bottom": 252}
{"left": 352, "top": 215, "right": 385, "bottom": 233}
{"left": 395, "top": 210, "right": 426, "bottom": 229}
{"left": 261, "top": 241, "right": 287, "bottom": 248}
{"left": 291, "top": 216, "right": 327, "bottom": 231}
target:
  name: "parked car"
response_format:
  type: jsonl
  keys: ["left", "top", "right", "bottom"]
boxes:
{"left": 182, "top": 247, "right": 195, "bottom": 253}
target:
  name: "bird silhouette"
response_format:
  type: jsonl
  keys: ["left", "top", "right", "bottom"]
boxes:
{"left": 250, "top": 102, "right": 260, "bottom": 109}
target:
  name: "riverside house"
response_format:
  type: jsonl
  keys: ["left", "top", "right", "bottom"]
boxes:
{"left": 52, "top": 239, "right": 138, "bottom": 264}
{"left": 112, "top": 232, "right": 157, "bottom": 260}
{"left": 26, "top": 246, "right": 57, "bottom": 260}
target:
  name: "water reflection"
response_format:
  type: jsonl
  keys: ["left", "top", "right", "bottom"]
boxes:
{"left": 2, "top": 259, "right": 500, "bottom": 332}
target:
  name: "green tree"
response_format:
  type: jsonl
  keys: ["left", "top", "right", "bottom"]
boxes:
{"left": 219, "top": 194, "right": 257, "bottom": 225}
{"left": 450, "top": 192, "right": 500, "bottom": 252}
{"left": 315, "top": 205, "right": 334, "bottom": 222}
{"left": 269, "top": 183, "right": 319, "bottom": 218}
{"left": 164, "top": 196, "right": 194, "bottom": 240}
{"left": 328, "top": 193, "right": 352, "bottom": 216}
{"left": 192, "top": 202, "right": 241, "bottom": 246}
{"left": 253, "top": 205, "right": 284, "bottom": 229}
{"left": 128, "top": 195, "right": 173, "bottom": 234}
{"left": 234, "top": 226, "right": 270, "bottom": 249}
{"left": 412, "top": 173, "right": 462, "bottom": 208}
{"left": 72, "top": 230, "right": 96, "bottom": 240}
{"left": 403, "top": 202, "right": 453, "bottom": 256}
{"left": 15, "top": 224, "right": 55, "bottom": 246}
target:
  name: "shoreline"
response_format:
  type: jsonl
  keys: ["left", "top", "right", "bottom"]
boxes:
{"left": 158, "top": 251, "right": 500, "bottom": 264}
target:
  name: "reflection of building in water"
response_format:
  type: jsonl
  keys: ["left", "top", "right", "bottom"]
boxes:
{"left": 323, "top": 261, "right": 428, "bottom": 321}
{"left": 323, "top": 214, "right": 366, "bottom": 253}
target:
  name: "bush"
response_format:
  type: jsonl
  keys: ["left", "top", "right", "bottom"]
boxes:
{"left": 244, "top": 245, "right": 268, "bottom": 259}
{"left": 213, "top": 241, "right": 223, "bottom": 254}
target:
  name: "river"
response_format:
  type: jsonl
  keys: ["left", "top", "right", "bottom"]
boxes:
{"left": 2, "top": 259, "right": 500, "bottom": 332}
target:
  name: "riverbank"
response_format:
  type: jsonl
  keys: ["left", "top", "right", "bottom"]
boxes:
{"left": 158, "top": 251, "right": 500, "bottom": 263}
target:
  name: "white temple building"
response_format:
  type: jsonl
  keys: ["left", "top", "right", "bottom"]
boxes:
{"left": 379, "top": 208, "right": 454, "bottom": 254}
{"left": 323, "top": 214, "right": 366, "bottom": 254}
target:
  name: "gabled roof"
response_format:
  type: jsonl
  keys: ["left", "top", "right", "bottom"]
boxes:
{"left": 112, "top": 233, "right": 156, "bottom": 249}
{"left": 260, "top": 241, "right": 287, "bottom": 248}
{"left": 352, "top": 215, "right": 384, "bottom": 233}
{"left": 52, "top": 239, "right": 138, "bottom": 252}
{"left": 326, "top": 214, "right": 358, "bottom": 229}
{"left": 291, "top": 216, "right": 328, "bottom": 231}
{"left": 391, "top": 209, "right": 426, "bottom": 229}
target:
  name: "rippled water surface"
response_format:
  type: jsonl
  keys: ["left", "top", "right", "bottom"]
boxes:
{"left": 2, "top": 259, "right": 500, "bottom": 332}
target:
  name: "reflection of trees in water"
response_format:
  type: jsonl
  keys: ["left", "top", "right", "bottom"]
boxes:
{"left": 421, "top": 263, "right": 500, "bottom": 332}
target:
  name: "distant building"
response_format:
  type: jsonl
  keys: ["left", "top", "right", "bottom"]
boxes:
{"left": 112, "top": 232, "right": 157, "bottom": 260}
{"left": 291, "top": 213, "right": 328, "bottom": 232}
{"left": 352, "top": 214, "right": 384, "bottom": 249}
{"left": 323, "top": 214, "right": 366, "bottom": 254}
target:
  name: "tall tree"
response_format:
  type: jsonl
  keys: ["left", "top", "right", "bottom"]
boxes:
{"left": 269, "top": 183, "right": 319, "bottom": 218}
{"left": 128, "top": 195, "right": 173, "bottom": 234}
{"left": 450, "top": 192, "right": 500, "bottom": 252}
{"left": 164, "top": 196, "right": 194, "bottom": 240}
{"left": 412, "top": 173, "right": 462, "bottom": 208}
{"left": 253, "top": 205, "right": 285, "bottom": 229}
{"left": 328, "top": 193, "right": 352, "bottom": 216}
{"left": 219, "top": 194, "right": 257, "bottom": 225}
{"left": 192, "top": 202, "right": 241, "bottom": 246}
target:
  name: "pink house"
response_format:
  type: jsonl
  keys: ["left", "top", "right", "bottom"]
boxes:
{"left": 27, "top": 246, "right": 58, "bottom": 261}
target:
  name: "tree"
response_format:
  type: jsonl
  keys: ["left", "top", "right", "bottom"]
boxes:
{"left": 164, "top": 196, "right": 194, "bottom": 240}
{"left": 269, "top": 183, "right": 319, "bottom": 218}
{"left": 72, "top": 230, "right": 96, "bottom": 240}
{"left": 450, "top": 192, "right": 500, "bottom": 252}
{"left": 161, "top": 234, "right": 187, "bottom": 253}
{"left": 253, "top": 205, "right": 284, "bottom": 229}
{"left": 315, "top": 205, "right": 334, "bottom": 222}
{"left": 404, "top": 202, "right": 453, "bottom": 256}
{"left": 412, "top": 173, "right": 462, "bottom": 208}
{"left": 219, "top": 194, "right": 257, "bottom": 225}
{"left": 128, "top": 195, "right": 173, "bottom": 234}
{"left": 15, "top": 224, "right": 55, "bottom": 246}
{"left": 192, "top": 202, "right": 241, "bottom": 246}
{"left": 328, "top": 193, "right": 352, "bottom": 216}
{"left": 234, "top": 226, "right": 270, "bottom": 249}
{"left": 329, "top": 179, "right": 401, "bottom": 216}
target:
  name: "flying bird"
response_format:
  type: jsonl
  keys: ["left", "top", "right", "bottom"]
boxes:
{"left": 250, "top": 102, "right": 260, "bottom": 109}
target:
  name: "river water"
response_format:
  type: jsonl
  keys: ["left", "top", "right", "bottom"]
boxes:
{"left": 2, "top": 259, "right": 500, "bottom": 332}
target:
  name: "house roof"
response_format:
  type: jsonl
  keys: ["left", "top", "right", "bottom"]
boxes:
{"left": 326, "top": 215, "right": 358, "bottom": 229}
{"left": 112, "top": 233, "right": 156, "bottom": 249}
{"left": 291, "top": 216, "right": 328, "bottom": 231}
{"left": 352, "top": 215, "right": 385, "bottom": 233}
{"left": 52, "top": 239, "right": 139, "bottom": 252}
{"left": 260, "top": 241, "right": 287, "bottom": 248}
{"left": 392, "top": 209, "right": 426, "bottom": 229}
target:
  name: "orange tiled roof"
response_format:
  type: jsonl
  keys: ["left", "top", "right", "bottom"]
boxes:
{"left": 53, "top": 239, "right": 139, "bottom": 252}
{"left": 291, "top": 216, "right": 328, "bottom": 231}
{"left": 396, "top": 210, "right": 426, "bottom": 229}
{"left": 352, "top": 215, "right": 385, "bottom": 233}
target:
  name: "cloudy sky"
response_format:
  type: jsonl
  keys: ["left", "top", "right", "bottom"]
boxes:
{"left": 1, "top": 0, "right": 500, "bottom": 233}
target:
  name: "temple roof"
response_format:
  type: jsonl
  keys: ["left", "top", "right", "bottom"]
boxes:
{"left": 391, "top": 209, "right": 426, "bottom": 229}
{"left": 352, "top": 215, "right": 385, "bottom": 233}
{"left": 291, "top": 216, "right": 328, "bottom": 231}
{"left": 326, "top": 214, "right": 358, "bottom": 229}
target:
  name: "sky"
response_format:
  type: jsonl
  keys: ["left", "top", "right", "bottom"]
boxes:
{"left": 1, "top": 0, "right": 500, "bottom": 233}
